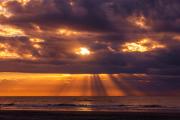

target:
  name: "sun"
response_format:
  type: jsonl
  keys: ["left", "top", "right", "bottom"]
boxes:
{"left": 76, "top": 47, "right": 91, "bottom": 56}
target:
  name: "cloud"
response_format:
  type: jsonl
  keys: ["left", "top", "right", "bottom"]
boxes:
{"left": 0, "top": 0, "right": 179, "bottom": 76}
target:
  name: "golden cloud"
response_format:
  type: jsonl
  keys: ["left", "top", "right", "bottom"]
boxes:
{"left": 173, "top": 35, "right": 180, "bottom": 41}
{"left": 128, "top": 15, "right": 150, "bottom": 29}
{"left": 57, "top": 28, "right": 80, "bottom": 36}
{"left": 0, "top": 25, "right": 25, "bottom": 37}
{"left": 122, "top": 38, "right": 165, "bottom": 52}
{"left": 0, "top": 0, "right": 31, "bottom": 18}
{"left": 16, "top": 0, "right": 31, "bottom": 6}
{"left": 0, "top": 43, "right": 21, "bottom": 59}
{"left": 0, "top": 2, "right": 12, "bottom": 18}
{"left": 0, "top": 42, "right": 37, "bottom": 60}
{"left": 29, "top": 38, "right": 44, "bottom": 43}
{"left": 32, "top": 24, "right": 43, "bottom": 33}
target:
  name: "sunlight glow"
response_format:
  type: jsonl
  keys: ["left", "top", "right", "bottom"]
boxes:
{"left": 0, "top": 43, "right": 21, "bottom": 59}
{"left": 29, "top": 38, "right": 44, "bottom": 55}
{"left": 33, "top": 44, "right": 41, "bottom": 49}
{"left": 57, "top": 28, "right": 79, "bottom": 36}
{"left": 16, "top": 0, "right": 31, "bottom": 6}
{"left": 122, "top": 38, "right": 165, "bottom": 52}
{"left": 29, "top": 38, "right": 44, "bottom": 43}
{"left": 128, "top": 15, "right": 150, "bottom": 29}
{"left": 173, "top": 35, "right": 180, "bottom": 41}
{"left": 0, "top": 3, "right": 12, "bottom": 18}
{"left": 0, "top": 73, "right": 144, "bottom": 96}
{"left": 69, "top": 0, "right": 75, "bottom": 6}
{"left": 0, "top": 25, "right": 25, "bottom": 37}
{"left": 32, "top": 24, "right": 42, "bottom": 33}
{"left": 0, "top": 43, "right": 37, "bottom": 60}
{"left": 0, "top": 0, "right": 30, "bottom": 18}
{"left": 76, "top": 47, "right": 91, "bottom": 56}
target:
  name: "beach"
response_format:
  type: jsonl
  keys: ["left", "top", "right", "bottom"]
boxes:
{"left": 0, "top": 110, "right": 180, "bottom": 120}
{"left": 0, "top": 96, "right": 180, "bottom": 120}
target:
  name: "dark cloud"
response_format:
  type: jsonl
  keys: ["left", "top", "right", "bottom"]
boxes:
{"left": 0, "top": 0, "right": 179, "bottom": 76}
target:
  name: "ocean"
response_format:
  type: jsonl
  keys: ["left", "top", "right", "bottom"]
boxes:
{"left": 0, "top": 96, "right": 180, "bottom": 112}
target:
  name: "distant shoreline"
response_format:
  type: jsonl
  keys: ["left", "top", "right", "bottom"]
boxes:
{"left": 0, "top": 110, "right": 180, "bottom": 120}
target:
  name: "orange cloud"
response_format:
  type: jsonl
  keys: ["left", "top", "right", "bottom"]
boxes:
{"left": 57, "top": 28, "right": 80, "bottom": 36}
{"left": 0, "top": 42, "right": 37, "bottom": 60}
{"left": 128, "top": 15, "right": 150, "bottom": 29}
{"left": 122, "top": 38, "right": 165, "bottom": 52}
{"left": 0, "top": 2, "right": 12, "bottom": 18}
{"left": 0, "top": 25, "right": 25, "bottom": 37}
{"left": 0, "top": 43, "right": 21, "bottom": 59}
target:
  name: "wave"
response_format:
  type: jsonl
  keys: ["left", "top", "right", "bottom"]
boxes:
{"left": 1, "top": 103, "right": 127, "bottom": 108}
{"left": 0, "top": 103, "right": 170, "bottom": 108}
{"left": 1, "top": 103, "right": 180, "bottom": 113}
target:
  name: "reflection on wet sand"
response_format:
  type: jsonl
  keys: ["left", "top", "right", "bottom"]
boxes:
{"left": 0, "top": 73, "right": 144, "bottom": 96}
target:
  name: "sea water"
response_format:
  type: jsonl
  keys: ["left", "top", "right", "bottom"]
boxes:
{"left": 0, "top": 96, "right": 180, "bottom": 112}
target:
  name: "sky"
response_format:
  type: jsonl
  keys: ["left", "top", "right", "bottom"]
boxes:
{"left": 0, "top": 0, "right": 180, "bottom": 96}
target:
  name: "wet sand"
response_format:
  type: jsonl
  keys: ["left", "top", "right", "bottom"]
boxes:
{"left": 0, "top": 110, "right": 180, "bottom": 120}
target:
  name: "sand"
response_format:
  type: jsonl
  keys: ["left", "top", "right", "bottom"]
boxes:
{"left": 0, "top": 110, "right": 180, "bottom": 120}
